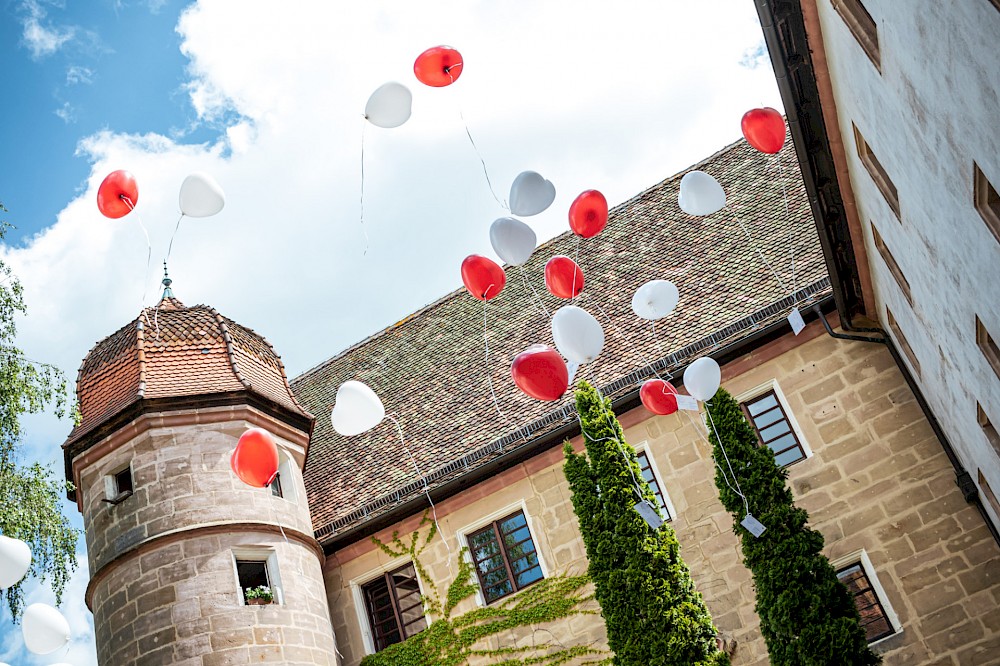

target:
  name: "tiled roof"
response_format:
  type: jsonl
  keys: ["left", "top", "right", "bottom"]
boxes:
{"left": 292, "top": 135, "right": 831, "bottom": 536}
{"left": 65, "top": 297, "right": 309, "bottom": 447}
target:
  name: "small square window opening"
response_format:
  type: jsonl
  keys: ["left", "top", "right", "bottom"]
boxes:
{"left": 114, "top": 467, "right": 133, "bottom": 495}
{"left": 269, "top": 472, "right": 283, "bottom": 498}
{"left": 831, "top": 0, "right": 880, "bottom": 70}
{"left": 974, "top": 162, "right": 1000, "bottom": 245}
{"left": 236, "top": 559, "right": 271, "bottom": 605}
{"left": 887, "top": 308, "right": 921, "bottom": 377}
{"left": 976, "top": 315, "right": 1000, "bottom": 381}
{"left": 853, "top": 124, "right": 899, "bottom": 218}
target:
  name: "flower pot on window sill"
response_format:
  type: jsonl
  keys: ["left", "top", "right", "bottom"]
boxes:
{"left": 246, "top": 598, "right": 273, "bottom": 606}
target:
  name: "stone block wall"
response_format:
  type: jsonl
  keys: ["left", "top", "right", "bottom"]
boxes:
{"left": 323, "top": 328, "right": 1000, "bottom": 665}
{"left": 91, "top": 532, "right": 337, "bottom": 665}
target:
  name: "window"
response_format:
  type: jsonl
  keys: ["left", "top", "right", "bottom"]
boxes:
{"left": 978, "top": 402, "right": 1000, "bottom": 456}
{"left": 976, "top": 315, "right": 1000, "bottom": 381}
{"left": 836, "top": 556, "right": 899, "bottom": 643}
{"left": 887, "top": 308, "right": 921, "bottom": 377}
{"left": 467, "top": 511, "right": 544, "bottom": 603}
{"left": 974, "top": 163, "right": 1000, "bottom": 244}
{"left": 233, "top": 549, "right": 282, "bottom": 606}
{"left": 870, "top": 223, "right": 912, "bottom": 304}
{"left": 361, "top": 563, "right": 427, "bottom": 652}
{"left": 853, "top": 124, "right": 899, "bottom": 219}
{"left": 831, "top": 0, "right": 880, "bottom": 70}
{"left": 269, "top": 473, "right": 283, "bottom": 498}
{"left": 102, "top": 464, "right": 134, "bottom": 505}
{"left": 741, "top": 389, "right": 807, "bottom": 467}
{"left": 979, "top": 470, "right": 1000, "bottom": 520}
{"left": 636, "top": 449, "right": 673, "bottom": 521}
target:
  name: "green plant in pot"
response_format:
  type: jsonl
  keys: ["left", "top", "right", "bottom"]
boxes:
{"left": 245, "top": 585, "right": 274, "bottom": 606}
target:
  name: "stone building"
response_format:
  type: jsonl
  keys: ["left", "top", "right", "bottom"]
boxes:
{"left": 65, "top": 128, "right": 1000, "bottom": 665}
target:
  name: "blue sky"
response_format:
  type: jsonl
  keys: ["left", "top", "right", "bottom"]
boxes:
{"left": 0, "top": 1, "right": 782, "bottom": 663}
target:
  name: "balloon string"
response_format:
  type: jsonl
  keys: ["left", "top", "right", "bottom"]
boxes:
{"left": 121, "top": 195, "right": 153, "bottom": 328}
{"left": 164, "top": 213, "right": 186, "bottom": 266}
{"left": 571, "top": 235, "right": 582, "bottom": 301}
{"left": 517, "top": 265, "right": 550, "bottom": 321}
{"left": 483, "top": 299, "right": 514, "bottom": 426}
{"left": 583, "top": 294, "right": 672, "bottom": 382}
{"left": 679, "top": 409, "right": 749, "bottom": 516}
{"left": 386, "top": 414, "right": 453, "bottom": 568}
{"left": 649, "top": 320, "right": 668, "bottom": 365}
{"left": 734, "top": 214, "right": 787, "bottom": 294}
{"left": 360, "top": 118, "right": 370, "bottom": 255}
{"left": 775, "top": 153, "right": 797, "bottom": 304}
{"left": 703, "top": 404, "right": 750, "bottom": 516}
{"left": 459, "top": 110, "right": 508, "bottom": 211}
{"left": 266, "top": 489, "right": 290, "bottom": 544}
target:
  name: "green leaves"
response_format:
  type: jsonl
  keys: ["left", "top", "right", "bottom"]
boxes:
{"left": 705, "top": 390, "right": 880, "bottom": 665}
{"left": 0, "top": 208, "right": 79, "bottom": 620}
{"left": 565, "top": 381, "right": 728, "bottom": 666}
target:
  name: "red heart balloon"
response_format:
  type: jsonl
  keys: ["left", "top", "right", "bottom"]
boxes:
{"left": 231, "top": 428, "right": 279, "bottom": 488}
{"left": 640, "top": 379, "right": 679, "bottom": 416}
{"left": 544, "top": 256, "right": 584, "bottom": 299}
{"left": 414, "top": 46, "right": 463, "bottom": 87}
{"left": 741, "top": 108, "right": 786, "bottom": 154}
{"left": 511, "top": 345, "right": 568, "bottom": 401}
{"left": 461, "top": 254, "right": 506, "bottom": 301}
{"left": 568, "top": 190, "right": 608, "bottom": 239}
{"left": 97, "top": 170, "right": 139, "bottom": 219}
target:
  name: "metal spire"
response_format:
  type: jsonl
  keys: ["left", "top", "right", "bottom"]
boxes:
{"left": 161, "top": 261, "right": 174, "bottom": 299}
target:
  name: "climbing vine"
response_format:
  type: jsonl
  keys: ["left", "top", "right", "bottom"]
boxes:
{"left": 360, "top": 514, "right": 609, "bottom": 666}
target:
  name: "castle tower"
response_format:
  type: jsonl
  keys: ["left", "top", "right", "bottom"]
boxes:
{"left": 62, "top": 284, "right": 338, "bottom": 665}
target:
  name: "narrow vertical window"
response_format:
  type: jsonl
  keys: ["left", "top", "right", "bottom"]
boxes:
{"left": 831, "top": 0, "right": 880, "bottom": 70}
{"left": 870, "top": 223, "right": 912, "bottom": 304}
{"left": 741, "top": 390, "right": 807, "bottom": 467}
{"left": 978, "top": 402, "right": 1000, "bottom": 456}
{"left": 467, "top": 511, "right": 544, "bottom": 603}
{"left": 361, "top": 563, "right": 426, "bottom": 652}
{"left": 837, "top": 563, "right": 896, "bottom": 642}
{"left": 974, "top": 163, "right": 1000, "bottom": 244}
{"left": 636, "top": 450, "right": 672, "bottom": 521}
{"left": 979, "top": 470, "right": 1000, "bottom": 520}
{"left": 976, "top": 315, "right": 1000, "bottom": 381}
{"left": 269, "top": 472, "right": 283, "bottom": 498}
{"left": 853, "top": 124, "right": 900, "bottom": 219}
{"left": 887, "top": 308, "right": 921, "bottom": 377}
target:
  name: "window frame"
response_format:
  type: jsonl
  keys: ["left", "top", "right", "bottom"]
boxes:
{"left": 887, "top": 307, "right": 921, "bottom": 377}
{"left": 231, "top": 547, "right": 283, "bottom": 606}
{"left": 456, "top": 501, "right": 550, "bottom": 608}
{"left": 830, "top": 0, "right": 880, "bottom": 71}
{"left": 633, "top": 444, "right": 677, "bottom": 522}
{"left": 103, "top": 462, "right": 134, "bottom": 504}
{"left": 350, "top": 555, "right": 429, "bottom": 656}
{"left": 360, "top": 562, "right": 427, "bottom": 652}
{"left": 853, "top": 123, "right": 900, "bottom": 219}
{"left": 977, "top": 401, "right": 1000, "bottom": 456}
{"left": 870, "top": 222, "right": 912, "bottom": 305}
{"left": 735, "top": 380, "right": 813, "bottom": 468}
{"left": 830, "top": 549, "right": 902, "bottom": 645}
{"left": 973, "top": 162, "right": 1000, "bottom": 245}
{"left": 975, "top": 315, "right": 1000, "bottom": 381}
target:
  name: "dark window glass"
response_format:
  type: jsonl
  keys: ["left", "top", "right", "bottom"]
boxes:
{"left": 837, "top": 563, "right": 895, "bottom": 643}
{"left": 269, "top": 472, "right": 283, "bottom": 498}
{"left": 636, "top": 451, "right": 671, "bottom": 521}
{"left": 361, "top": 563, "right": 426, "bottom": 652}
{"left": 468, "top": 511, "right": 544, "bottom": 603}
{"left": 741, "top": 390, "right": 806, "bottom": 466}
{"left": 236, "top": 559, "right": 271, "bottom": 604}
{"left": 114, "top": 467, "right": 133, "bottom": 495}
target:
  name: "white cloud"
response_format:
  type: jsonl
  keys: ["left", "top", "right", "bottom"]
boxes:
{"left": 66, "top": 65, "right": 93, "bottom": 85}
{"left": 2, "top": 0, "right": 784, "bottom": 658}
{"left": 20, "top": 0, "right": 75, "bottom": 59}
{"left": 54, "top": 101, "right": 76, "bottom": 123}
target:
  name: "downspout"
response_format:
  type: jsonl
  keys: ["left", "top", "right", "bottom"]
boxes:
{"left": 812, "top": 305, "right": 1000, "bottom": 547}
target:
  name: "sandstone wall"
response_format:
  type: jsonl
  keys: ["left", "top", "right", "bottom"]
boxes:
{"left": 324, "top": 328, "right": 1000, "bottom": 665}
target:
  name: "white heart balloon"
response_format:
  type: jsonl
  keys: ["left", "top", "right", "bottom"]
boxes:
{"left": 179, "top": 172, "right": 226, "bottom": 218}
{"left": 22, "top": 603, "right": 71, "bottom": 655}
{"left": 330, "top": 380, "right": 386, "bottom": 437}
{"left": 678, "top": 171, "right": 726, "bottom": 216}
{"left": 551, "top": 305, "right": 605, "bottom": 364}
{"left": 0, "top": 535, "right": 31, "bottom": 589}
{"left": 509, "top": 171, "right": 556, "bottom": 217}
{"left": 683, "top": 356, "right": 721, "bottom": 402}
{"left": 365, "top": 82, "right": 412, "bottom": 129}
{"left": 631, "top": 280, "right": 679, "bottom": 320}
{"left": 489, "top": 217, "right": 537, "bottom": 266}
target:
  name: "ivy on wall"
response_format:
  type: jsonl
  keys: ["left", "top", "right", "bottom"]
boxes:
{"left": 359, "top": 514, "right": 609, "bottom": 666}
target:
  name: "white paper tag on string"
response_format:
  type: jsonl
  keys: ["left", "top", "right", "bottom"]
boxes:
{"left": 676, "top": 394, "right": 699, "bottom": 411}
{"left": 788, "top": 308, "right": 806, "bottom": 335}
{"left": 634, "top": 499, "right": 664, "bottom": 531}
{"left": 741, "top": 513, "right": 767, "bottom": 538}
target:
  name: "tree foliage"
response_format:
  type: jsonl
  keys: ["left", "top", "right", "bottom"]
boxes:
{"left": 563, "top": 381, "right": 728, "bottom": 666}
{"left": 0, "top": 204, "right": 79, "bottom": 620}
{"left": 704, "top": 389, "right": 879, "bottom": 665}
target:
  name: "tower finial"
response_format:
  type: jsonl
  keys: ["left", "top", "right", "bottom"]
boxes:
{"left": 161, "top": 261, "right": 174, "bottom": 299}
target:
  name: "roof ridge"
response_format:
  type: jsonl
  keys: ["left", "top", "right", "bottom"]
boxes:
{"left": 212, "top": 307, "right": 252, "bottom": 390}
{"left": 136, "top": 318, "right": 147, "bottom": 399}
